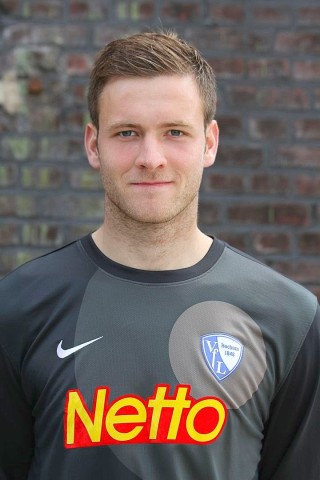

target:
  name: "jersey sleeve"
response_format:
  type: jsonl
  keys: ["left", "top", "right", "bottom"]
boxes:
{"left": 258, "top": 303, "right": 320, "bottom": 479}
{"left": 0, "top": 344, "right": 34, "bottom": 479}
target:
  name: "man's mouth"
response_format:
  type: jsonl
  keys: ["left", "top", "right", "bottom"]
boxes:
{"left": 130, "top": 181, "right": 173, "bottom": 187}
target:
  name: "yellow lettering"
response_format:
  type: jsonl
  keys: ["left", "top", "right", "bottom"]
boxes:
{"left": 106, "top": 397, "right": 146, "bottom": 441}
{"left": 148, "top": 386, "right": 191, "bottom": 440}
{"left": 186, "top": 398, "right": 226, "bottom": 443}
{"left": 66, "top": 389, "right": 106, "bottom": 445}
{"left": 167, "top": 387, "right": 191, "bottom": 440}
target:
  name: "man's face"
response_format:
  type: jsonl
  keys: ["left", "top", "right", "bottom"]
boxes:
{"left": 85, "top": 74, "right": 219, "bottom": 225}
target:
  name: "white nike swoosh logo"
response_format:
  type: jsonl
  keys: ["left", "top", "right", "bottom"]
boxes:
{"left": 57, "top": 336, "right": 103, "bottom": 359}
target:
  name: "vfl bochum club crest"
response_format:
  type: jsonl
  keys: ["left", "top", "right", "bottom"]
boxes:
{"left": 201, "top": 333, "right": 244, "bottom": 382}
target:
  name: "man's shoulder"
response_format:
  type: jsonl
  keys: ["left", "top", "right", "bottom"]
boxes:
{"left": 0, "top": 236, "right": 96, "bottom": 355}
{"left": 0, "top": 237, "right": 87, "bottom": 286}
{"left": 219, "top": 241, "right": 318, "bottom": 321}
{"left": 0, "top": 236, "right": 97, "bottom": 323}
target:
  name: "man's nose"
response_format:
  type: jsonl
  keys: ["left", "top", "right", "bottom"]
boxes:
{"left": 134, "top": 136, "right": 167, "bottom": 169}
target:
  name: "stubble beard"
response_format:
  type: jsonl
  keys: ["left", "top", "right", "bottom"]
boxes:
{"left": 101, "top": 175, "right": 202, "bottom": 240}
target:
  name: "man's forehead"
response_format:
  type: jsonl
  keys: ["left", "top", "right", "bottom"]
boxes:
{"left": 100, "top": 73, "right": 199, "bottom": 96}
{"left": 97, "top": 74, "right": 205, "bottom": 126}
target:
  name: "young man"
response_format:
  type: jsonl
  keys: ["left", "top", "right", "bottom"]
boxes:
{"left": 0, "top": 32, "right": 319, "bottom": 480}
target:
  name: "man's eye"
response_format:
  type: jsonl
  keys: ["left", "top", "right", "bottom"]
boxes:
{"left": 169, "top": 130, "right": 183, "bottom": 137}
{"left": 119, "top": 130, "right": 135, "bottom": 137}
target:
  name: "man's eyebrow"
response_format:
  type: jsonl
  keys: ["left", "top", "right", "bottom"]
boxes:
{"left": 160, "top": 121, "right": 193, "bottom": 129}
{"left": 106, "top": 121, "right": 193, "bottom": 131}
{"left": 106, "top": 122, "right": 140, "bottom": 131}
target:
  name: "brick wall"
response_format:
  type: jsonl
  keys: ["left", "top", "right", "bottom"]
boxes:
{"left": 0, "top": 0, "right": 319, "bottom": 300}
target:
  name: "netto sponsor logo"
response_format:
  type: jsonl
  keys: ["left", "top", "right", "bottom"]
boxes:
{"left": 64, "top": 384, "right": 227, "bottom": 448}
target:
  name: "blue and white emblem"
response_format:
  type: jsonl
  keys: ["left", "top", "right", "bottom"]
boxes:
{"left": 201, "top": 333, "right": 244, "bottom": 382}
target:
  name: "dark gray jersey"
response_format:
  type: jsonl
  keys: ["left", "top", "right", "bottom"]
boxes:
{"left": 0, "top": 235, "right": 319, "bottom": 479}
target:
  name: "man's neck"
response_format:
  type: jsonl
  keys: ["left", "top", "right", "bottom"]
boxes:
{"left": 92, "top": 206, "right": 213, "bottom": 271}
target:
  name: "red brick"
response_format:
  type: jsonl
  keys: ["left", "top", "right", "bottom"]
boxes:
{"left": 251, "top": 174, "right": 290, "bottom": 195}
{"left": 69, "top": 0, "right": 110, "bottom": 19}
{"left": 70, "top": 84, "right": 87, "bottom": 104}
{"left": 209, "top": 58, "right": 245, "bottom": 79}
{"left": 198, "top": 203, "right": 220, "bottom": 225}
{"left": 161, "top": 2, "right": 201, "bottom": 21}
{"left": 228, "top": 205, "right": 270, "bottom": 224}
{"left": 0, "top": 195, "right": 15, "bottom": 216}
{"left": 295, "top": 175, "right": 320, "bottom": 196}
{"left": 226, "top": 86, "right": 309, "bottom": 110}
{"left": 298, "top": 233, "right": 320, "bottom": 255}
{"left": 248, "top": 118, "right": 287, "bottom": 140}
{"left": 252, "top": 7, "right": 291, "bottom": 25}
{"left": 139, "top": 2, "right": 154, "bottom": 17}
{"left": 204, "top": 173, "right": 245, "bottom": 194}
{"left": 294, "top": 119, "right": 320, "bottom": 141}
{"left": 228, "top": 204, "right": 309, "bottom": 226}
{"left": 210, "top": 4, "right": 245, "bottom": 23}
{"left": 269, "top": 88, "right": 309, "bottom": 110}
{"left": 217, "top": 145, "right": 263, "bottom": 167}
{"left": 226, "top": 86, "right": 257, "bottom": 108}
{"left": 28, "top": 77, "right": 43, "bottom": 95}
{"left": 113, "top": 1, "right": 153, "bottom": 20}
{"left": 252, "top": 233, "right": 290, "bottom": 254}
{"left": 294, "top": 61, "right": 320, "bottom": 81}
{"left": 275, "top": 32, "right": 320, "bottom": 54}
{"left": 69, "top": 1, "right": 89, "bottom": 15}
{"left": 297, "top": 7, "right": 320, "bottom": 26}
{"left": 25, "top": 1, "right": 63, "bottom": 18}
{"left": 275, "top": 146, "right": 320, "bottom": 168}
{"left": 67, "top": 54, "right": 92, "bottom": 75}
{"left": 247, "top": 32, "right": 272, "bottom": 53}
{"left": 0, "top": 225, "right": 19, "bottom": 246}
{"left": 247, "top": 59, "right": 290, "bottom": 79}
{"left": 216, "top": 115, "right": 242, "bottom": 138}
{"left": 184, "top": 27, "right": 244, "bottom": 51}
{"left": 64, "top": 26, "right": 91, "bottom": 46}
{"left": 64, "top": 109, "right": 86, "bottom": 133}
{"left": 0, "top": 0, "right": 19, "bottom": 14}
{"left": 273, "top": 205, "right": 309, "bottom": 226}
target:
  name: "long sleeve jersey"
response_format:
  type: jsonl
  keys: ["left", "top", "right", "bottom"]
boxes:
{"left": 0, "top": 235, "right": 319, "bottom": 479}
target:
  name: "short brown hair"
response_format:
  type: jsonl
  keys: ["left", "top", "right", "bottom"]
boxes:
{"left": 87, "top": 31, "right": 217, "bottom": 128}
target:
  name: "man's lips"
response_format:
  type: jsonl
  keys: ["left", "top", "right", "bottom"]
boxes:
{"left": 130, "top": 181, "right": 173, "bottom": 186}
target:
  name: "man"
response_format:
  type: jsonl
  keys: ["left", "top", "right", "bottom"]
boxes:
{"left": 0, "top": 31, "right": 319, "bottom": 480}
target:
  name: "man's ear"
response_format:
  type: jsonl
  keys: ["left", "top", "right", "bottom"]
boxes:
{"left": 84, "top": 123, "right": 100, "bottom": 170}
{"left": 204, "top": 120, "right": 219, "bottom": 168}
